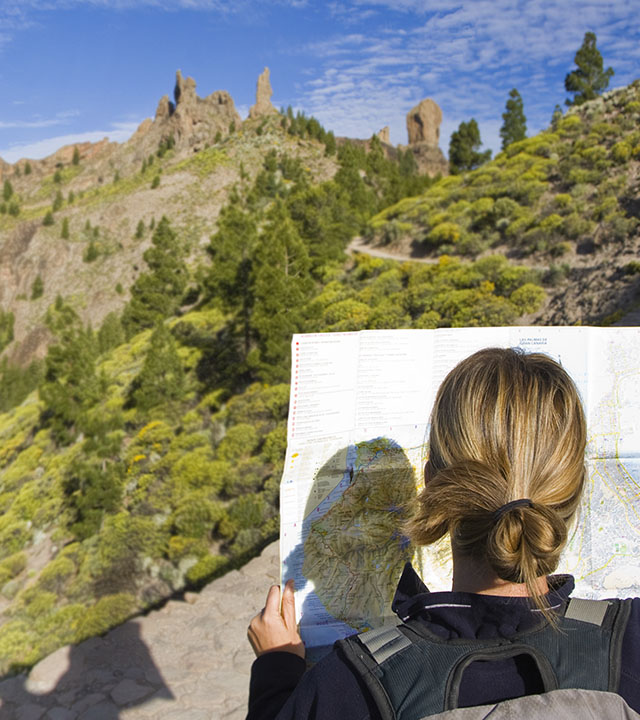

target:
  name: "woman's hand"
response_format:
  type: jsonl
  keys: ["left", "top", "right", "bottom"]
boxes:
{"left": 247, "top": 579, "right": 305, "bottom": 659}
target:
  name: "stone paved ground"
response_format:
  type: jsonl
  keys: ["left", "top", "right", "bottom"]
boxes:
{"left": 0, "top": 542, "right": 279, "bottom": 720}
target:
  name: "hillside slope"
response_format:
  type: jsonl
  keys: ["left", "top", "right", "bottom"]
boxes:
{"left": 0, "top": 71, "right": 336, "bottom": 367}
{"left": 366, "top": 82, "right": 640, "bottom": 325}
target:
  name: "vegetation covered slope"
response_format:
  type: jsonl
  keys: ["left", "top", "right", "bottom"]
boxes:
{"left": 368, "top": 82, "right": 640, "bottom": 325}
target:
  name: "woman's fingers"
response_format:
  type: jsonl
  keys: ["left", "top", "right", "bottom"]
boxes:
{"left": 247, "top": 580, "right": 305, "bottom": 659}
{"left": 281, "top": 579, "right": 296, "bottom": 629}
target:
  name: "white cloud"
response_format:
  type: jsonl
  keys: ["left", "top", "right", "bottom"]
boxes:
{"left": 0, "top": 121, "right": 140, "bottom": 163}
{"left": 296, "top": 1, "right": 639, "bottom": 154}
{"left": 0, "top": 110, "right": 80, "bottom": 130}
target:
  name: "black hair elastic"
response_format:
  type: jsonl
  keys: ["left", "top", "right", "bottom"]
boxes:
{"left": 492, "top": 498, "right": 533, "bottom": 523}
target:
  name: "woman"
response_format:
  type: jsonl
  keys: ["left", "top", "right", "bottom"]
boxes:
{"left": 246, "top": 348, "right": 640, "bottom": 719}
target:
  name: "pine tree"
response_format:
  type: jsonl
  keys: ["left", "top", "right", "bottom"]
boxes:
{"left": 43, "top": 210, "right": 54, "bottom": 226}
{"left": 135, "top": 220, "right": 145, "bottom": 239}
{"left": 205, "top": 205, "right": 258, "bottom": 360}
{"left": 61, "top": 217, "right": 70, "bottom": 239}
{"left": 72, "top": 146, "right": 80, "bottom": 165}
{"left": 324, "top": 130, "right": 337, "bottom": 156}
{"left": 97, "top": 312, "right": 125, "bottom": 354}
{"left": 500, "top": 89, "right": 527, "bottom": 150}
{"left": 53, "top": 170, "right": 62, "bottom": 183}
{"left": 53, "top": 189, "right": 64, "bottom": 211}
{"left": 40, "top": 301, "right": 100, "bottom": 444}
{"left": 24, "top": 162, "right": 32, "bottom": 175}
{"left": 31, "top": 275, "right": 44, "bottom": 300}
{"left": 449, "top": 119, "right": 492, "bottom": 174}
{"left": 251, "top": 200, "right": 313, "bottom": 381}
{"left": 131, "top": 322, "right": 185, "bottom": 412}
{"left": 121, "top": 217, "right": 187, "bottom": 337}
{"left": 565, "top": 31, "right": 614, "bottom": 106}
{"left": 3, "top": 179, "right": 13, "bottom": 202}
{"left": 0, "top": 310, "right": 14, "bottom": 353}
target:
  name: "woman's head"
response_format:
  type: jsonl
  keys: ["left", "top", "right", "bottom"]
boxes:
{"left": 406, "top": 348, "right": 586, "bottom": 604}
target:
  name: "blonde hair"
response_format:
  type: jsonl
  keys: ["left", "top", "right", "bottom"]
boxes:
{"left": 406, "top": 348, "right": 586, "bottom": 613}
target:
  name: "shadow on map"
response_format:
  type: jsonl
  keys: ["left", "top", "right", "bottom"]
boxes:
{"left": 282, "top": 437, "right": 420, "bottom": 657}
{"left": 0, "top": 617, "right": 174, "bottom": 717}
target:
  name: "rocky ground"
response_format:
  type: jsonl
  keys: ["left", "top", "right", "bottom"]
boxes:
{"left": 0, "top": 541, "right": 279, "bottom": 720}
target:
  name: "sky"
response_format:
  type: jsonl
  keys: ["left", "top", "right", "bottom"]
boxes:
{"left": 0, "top": 1, "right": 638, "bottom": 164}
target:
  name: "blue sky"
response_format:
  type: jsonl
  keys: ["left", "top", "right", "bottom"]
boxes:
{"left": 0, "top": 1, "right": 638, "bottom": 164}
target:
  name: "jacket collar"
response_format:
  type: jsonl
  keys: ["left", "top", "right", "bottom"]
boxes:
{"left": 391, "top": 563, "right": 576, "bottom": 639}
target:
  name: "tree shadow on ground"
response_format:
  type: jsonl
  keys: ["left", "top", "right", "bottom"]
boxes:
{"left": 0, "top": 618, "right": 174, "bottom": 718}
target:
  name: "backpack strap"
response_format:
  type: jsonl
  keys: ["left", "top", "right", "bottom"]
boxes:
{"left": 337, "top": 628, "right": 399, "bottom": 720}
{"left": 561, "top": 597, "right": 632, "bottom": 691}
{"left": 605, "top": 598, "right": 633, "bottom": 691}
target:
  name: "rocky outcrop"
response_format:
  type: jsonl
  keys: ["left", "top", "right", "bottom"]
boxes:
{"left": 154, "top": 95, "right": 173, "bottom": 122}
{"left": 377, "top": 126, "right": 390, "bottom": 144}
{"left": 127, "top": 71, "right": 242, "bottom": 158}
{"left": 406, "top": 98, "right": 442, "bottom": 146}
{"left": 403, "top": 98, "right": 448, "bottom": 177}
{"left": 249, "top": 67, "right": 278, "bottom": 119}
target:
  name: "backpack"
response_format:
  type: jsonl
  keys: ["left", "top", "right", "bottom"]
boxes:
{"left": 336, "top": 597, "right": 638, "bottom": 720}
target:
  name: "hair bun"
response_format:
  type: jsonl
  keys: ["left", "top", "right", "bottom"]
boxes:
{"left": 492, "top": 498, "right": 533, "bottom": 523}
{"left": 487, "top": 503, "right": 567, "bottom": 584}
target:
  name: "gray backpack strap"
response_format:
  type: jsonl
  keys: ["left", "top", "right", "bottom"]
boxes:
{"left": 359, "top": 625, "right": 412, "bottom": 664}
{"left": 428, "top": 688, "right": 640, "bottom": 720}
{"left": 337, "top": 630, "right": 398, "bottom": 720}
{"left": 565, "top": 598, "right": 610, "bottom": 625}
{"left": 563, "top": 597, "right": 633, "bottom": 691}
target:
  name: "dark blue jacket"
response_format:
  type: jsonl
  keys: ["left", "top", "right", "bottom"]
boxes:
{"left": 247, "top": 569, "right": 640, "bottom": 720}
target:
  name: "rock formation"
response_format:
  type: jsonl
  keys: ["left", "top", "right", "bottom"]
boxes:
{"left": 249, "top": 67, "right": 278, "bottom": 119}
{"left": 377, "top": 126, "right": 390, "bottom": 144}
{"left": 129, "top": 70, "right": 242, "bottom": 157}
{"left": 403, "top": 98, "right": 448, "bottom": 177}
{"left": 406, "top": 98, "right": 442, "bottom": 146}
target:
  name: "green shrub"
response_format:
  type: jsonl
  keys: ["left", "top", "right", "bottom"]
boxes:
{"left": 167, "top": 536, "right": 209, "bottom": 562}
{"left": 322, "top": 299, "right": 370, "bottom": 331}
{"left": 549, "top": 241, "right": 572, "bottom": 257}
{"left": 611, "top": 141, "right": 631, "bottom": 164}
{"left": 554, "top": 194, "right": 572, "bottom": 211}
{"left": 185, "top": 554, "right": 229, "bottom": 587}
{"left": 624, "top": 261, "right": 640, "bottom": 275}
{"left": 24, "top": 591, "right": 57, "bottom": 619}
{"left": 556, "top": 115, "right": 582, "bottom": 135}
{"left": 151, "top": 175, "right": 160, "bottom": 189}
{"left": 510, "top": 283, "right": 546, "bottom": 314}
{"left": 83, "top": 240, "right": 99, "bottom": 262}
{"left": 170, "top": 495, "right": 225, "bottom": 538}
{"left": 38, "top": 555, "right": 76, "bottom": 593}
{"left": 42, "top": 211, "right": 54, "bottom": 226}
{"left": 75, "top": 593, "right": 135, "bottom": 641}
{"left": 414, "top": 310, "right": 441, "bottom": 329}
{"left": 427, "top": 222, "right": 461, "bottom": 246}
{"left": 592, "top": 196, "right": 618, "bottom": 221}
{"left": 563, "top": 213, "right": 594, "bottom": 239}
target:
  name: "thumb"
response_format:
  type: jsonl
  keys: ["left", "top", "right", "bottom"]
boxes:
{"left": 281, "top": 578, "right": 297, "bottom": 629}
